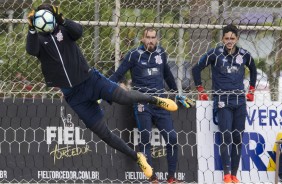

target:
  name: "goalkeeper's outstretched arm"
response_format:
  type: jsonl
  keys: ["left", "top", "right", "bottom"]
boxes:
{"left": 25, "top": 9, "right": 40, "bottom": 56}
{"left": 26, "top": 31, "right": 40, "bottom": 57}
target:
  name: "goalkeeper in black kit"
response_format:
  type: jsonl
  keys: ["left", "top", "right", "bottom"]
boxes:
{"left": 25, "top": 3, "right": 178, "bottom": 179}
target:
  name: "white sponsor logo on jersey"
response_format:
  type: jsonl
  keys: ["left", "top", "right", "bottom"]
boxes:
{"left": 56, "top": 30, "right": 63, "bottom": 42}
{"left": 141, "top": 60, "right": 147, "bottom": 65}
{"left": 155, "top": 55, "right": 162, "bottom": 64}
{"left": 137, "top": 103, "right": 144, "bottom": 112}
{"left": 236, "top": 55, "right": 243, "bottom": 65}
{"left": 218, "top": 101, "right": 225, "bottom": 108}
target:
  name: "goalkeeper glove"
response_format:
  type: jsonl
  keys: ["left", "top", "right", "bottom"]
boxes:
{"left": 176, "top": 95, "right": 195, "bottom": 108}
{"left": 246, "top": 85, "right": 255, "bottom": 101}
{"left": 27, "top": 10, "right": 35, "bottom": 31}
{"left": 196, "top": 85, "right": 209, "bottom": 101}
{"left": 52, "top": 5, "right": 65, "bottom": 25}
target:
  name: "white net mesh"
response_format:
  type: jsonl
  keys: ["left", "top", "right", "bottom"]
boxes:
{"left": 0, "top": 0, "right": 280, "bottom": 96}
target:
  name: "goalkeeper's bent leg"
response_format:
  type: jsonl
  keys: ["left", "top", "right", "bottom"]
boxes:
{"left": 112, "top": 86, "right": 178, "bottom": 111}
{"left": 112, "top": 86, "right": 156, "bottom": 105}
{"left": 89, "top": 118, "right": 137, "bottom": 160}
{"left": 89, "top": 119, "right": 153, "bottom": 178}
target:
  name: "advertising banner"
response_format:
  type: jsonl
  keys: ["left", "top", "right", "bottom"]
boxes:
{"left": 197, "top": 100, "right": 282, "bottom": 183}
{"left": 0, "top": 98, "right": 197, "bottom": 183}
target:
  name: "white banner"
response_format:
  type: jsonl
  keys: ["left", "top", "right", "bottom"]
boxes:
{"left": 197, "top": 100, "right": 282, "bottom": 183}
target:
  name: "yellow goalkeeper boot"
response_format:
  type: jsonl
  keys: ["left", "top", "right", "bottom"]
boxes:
{"left": 136, "top": 152, "right": 153, "bottom": 178}
{"left": 154, "top": 97, "right": 178, "bottom": 112}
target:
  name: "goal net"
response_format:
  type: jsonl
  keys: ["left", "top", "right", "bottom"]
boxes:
{"left": 0, "top": 0, "right": 282, "bottom": 183}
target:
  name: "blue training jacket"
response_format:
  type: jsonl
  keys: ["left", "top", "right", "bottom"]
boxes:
{"left": 110, "top": 45, "right": 177, "bottom": 94}
{"left": 192, "top": 45, "right": 257, "bottom": 104}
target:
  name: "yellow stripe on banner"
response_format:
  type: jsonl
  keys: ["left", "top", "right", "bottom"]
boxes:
{"left": 267, "top": 132, "right": 282, "bottom": 171}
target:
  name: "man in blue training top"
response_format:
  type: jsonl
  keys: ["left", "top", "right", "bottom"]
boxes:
{"left": 192, "top": 24, "right": 257, "bottom": 183}
{"left": 110, "top": 27, "right": 181, "bottom": 183}
{"left": 25, "top": 4, "right": 178, "bottom": 180}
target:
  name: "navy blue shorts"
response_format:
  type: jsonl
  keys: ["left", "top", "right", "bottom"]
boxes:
{"left": 217, "top": 103, "right": 247, "bottom": 134}
{"left": 61, "top": 69, "right": 118, "bottom": 128}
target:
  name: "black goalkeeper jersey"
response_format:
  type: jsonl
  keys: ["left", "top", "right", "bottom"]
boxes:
{"left": 26, "top": 19, "right": 91, "bottom": 88}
